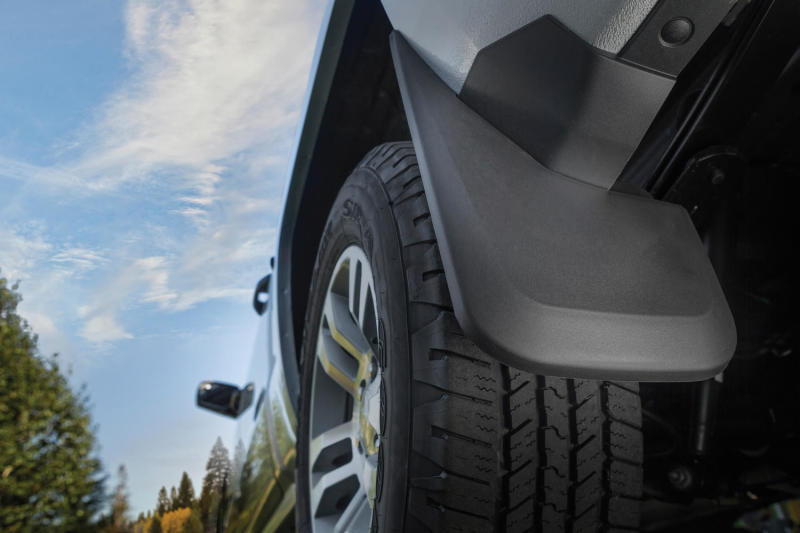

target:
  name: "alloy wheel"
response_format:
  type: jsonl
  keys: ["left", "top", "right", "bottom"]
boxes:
{"left": 308, "top": 245, "right": 382, "bottom": 532}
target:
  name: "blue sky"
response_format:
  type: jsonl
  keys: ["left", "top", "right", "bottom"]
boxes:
{"left": 0, "top": 0, "right": 325, "bottom": 517}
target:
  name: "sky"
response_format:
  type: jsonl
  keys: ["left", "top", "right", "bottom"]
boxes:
{"left": 0, "top": 0, "right": 326, "bottom": 517}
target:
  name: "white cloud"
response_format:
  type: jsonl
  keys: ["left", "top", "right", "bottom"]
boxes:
{"left": 0, "top": 226, "right": 109, "bottom": 362}
{"left": 81, "top": 313, "right": 134, "bottom": 343}
{"left": 50, "top": 247, "right": 108, "bottom": 274}
{"left": 3, "top": 0, "right": 320, "bottom": 199}
{"left": 69, "top": 0, "right": 320, "bottom": 194}
{"left": 75, "top": 0, "right": 321, "bottom": 311}
{"left": 2, "top": 0, "right": 325, "bottom": 348}
{"left": 22, "top": 311, "right": 58, "bottom": 339}
{"left": 0, "top": 155, "right": 80, "bottom": 188}
{"left": 0, "top": 226, "right": 53, "bottom": 282}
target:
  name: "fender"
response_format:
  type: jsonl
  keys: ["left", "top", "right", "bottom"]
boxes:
{"left": 389, "top": 23, "right": 737, "bottom": 381}
{"left": 277, "top": 2, "right": 739, "bottom": 413}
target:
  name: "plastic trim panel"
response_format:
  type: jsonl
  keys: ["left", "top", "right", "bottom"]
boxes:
{"left": 381, "top": 0, "right": 659, "bottom": 92}
{"left": 460, "top": 16, "right": 674, "bottom": 189}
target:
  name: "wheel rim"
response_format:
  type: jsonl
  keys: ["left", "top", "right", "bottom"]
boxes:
{"left": 308, "top": 245, "right": 382, "bottom": 532}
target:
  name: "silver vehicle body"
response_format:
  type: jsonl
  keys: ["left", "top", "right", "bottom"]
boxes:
{"left": 214, "top": 1, "right": 742, "bottom": 529}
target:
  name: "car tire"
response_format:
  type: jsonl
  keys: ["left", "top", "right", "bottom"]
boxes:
{"left": 296, "top": 142, "right": 643, "bottom": 532}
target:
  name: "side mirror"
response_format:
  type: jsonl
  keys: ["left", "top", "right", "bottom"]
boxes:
{"left": 253, "top": 274, "right": 271, "bottom": 315}
{"left": 196, "top": 381, "right": 255, "bottom": 418}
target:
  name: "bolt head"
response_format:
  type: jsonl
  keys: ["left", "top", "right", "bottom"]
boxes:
{"left": 667, "top": 466, "right": 694, "bottom": 491}
{"left": 660, "top": 17, "right": 694, "bottom": 48}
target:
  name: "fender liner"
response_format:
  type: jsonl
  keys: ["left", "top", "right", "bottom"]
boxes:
{"left": 389, "top": 30, "right": 736, "bottom": 381}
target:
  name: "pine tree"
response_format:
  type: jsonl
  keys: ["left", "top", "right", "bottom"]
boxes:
{"left": 206, "top": 437, "right": 231, "bottom": 491}
{"left": 149, "top": 515, "right": 162, "bottom": 533}
{"left": 0, "top": 276, "right": 105, "bottom": 531}
{"left": 176, "top": 472, "right": 195, "bottom": 509}
{"left": 198, "top": 437, "right": 231, "bottom": 531}
{"left": 229, "top": 439, "right": 246, "bottom": 497}
{"left": 111, "top": 464, "right": 130, "bottom": 529}
{"left": 169, "top": 486, "right": 178, "bottom": 511}
{"left": 156, "top": 486, "right": 170, "bottom": 515}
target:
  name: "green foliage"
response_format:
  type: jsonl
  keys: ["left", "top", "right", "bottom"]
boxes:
{"left": 176, "top": 472, "right": 195, "bottom": 510}
{"left": 204, "top": 437, "right": 231, "bottom": 494}
{"left": 182, "top": 510, "right": 202, "bottom": 533}
{"left": 149, "top": 515, "right": 162, "bottom": 533}
{"left": 110, "top": 464, "right": 130, "bottom": 530}
{"left": 159, "top": 507, "right": 198, "bottom": 533}
{"left": 169, "top": 486, "right": 178, "bottom": 512}
{"left": 229, "top": 439, "right": 245, "bottom": 498}
{"left": 156, "top": 486, "right": 170, "bottom": 516}
{"left": 198, "top": 437, "right": 230, "bottom": 530}
{"left": 0, "top": 276, "right": 105, "bottom": 532}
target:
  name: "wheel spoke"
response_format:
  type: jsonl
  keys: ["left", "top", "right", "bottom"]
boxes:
{"left": 309, "top": 420, "right": 356, "bottom": 468}
{"left": 318, "top": 328, "right": 360, "bottom": 396}
{"left": 326, "top": 293, "right": 372, "bottom": 358}
{"left": 334, "top": 489, "right": 371, "bottom": 533}
{"left": 320, "top": 293, "right": 373, "bottom": 397}
{"left": 310, "top": 458, "right": 361, "bottom": 517}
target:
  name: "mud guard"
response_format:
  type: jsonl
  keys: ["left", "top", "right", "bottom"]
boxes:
{"left": 389, "top": 30, "right": 736, "bottom": 381}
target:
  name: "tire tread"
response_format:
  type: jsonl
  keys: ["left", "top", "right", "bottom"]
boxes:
{"left": 361, "top": 143, "right": 642, "bottom": 532}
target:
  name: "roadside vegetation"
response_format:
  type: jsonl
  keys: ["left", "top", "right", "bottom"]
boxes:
{"left": 0, "top": 275, "right": 105, "bottom": 532}
{"left": 118, "top": 438, "right": 235, "bottom": 533}
{"left": 1, "top": 274, "right": 239, "bottom": 533}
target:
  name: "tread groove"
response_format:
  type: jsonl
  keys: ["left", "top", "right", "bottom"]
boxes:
{"left": 428, "top": 348, "right": 492, "bottom": 368}
{"left": 430, "top": 425, "right": 493, "bottom": 448}
{"left": 417, "top": 382, "right": 493, "bottom": 406}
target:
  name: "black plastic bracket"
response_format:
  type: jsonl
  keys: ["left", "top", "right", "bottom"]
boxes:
{"left": 460, "top": 16, "right": 674, "bottom": 189}
{"left": 390, "top": 30, "right": 736, "bottom": 381}
{"left": 619, "top": 0, "right": 737, "bottom": 78}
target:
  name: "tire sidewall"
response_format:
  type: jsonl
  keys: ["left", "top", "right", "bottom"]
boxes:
{"left": 296, "top": 168, "right": 411, "bottom": 532}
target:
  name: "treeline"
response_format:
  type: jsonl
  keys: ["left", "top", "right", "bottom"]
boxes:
{"left": 117, "top": 436, "right": 240, "bottom": 533}
{"left": 0, "top": 273, "right": 244, "bottom": 533}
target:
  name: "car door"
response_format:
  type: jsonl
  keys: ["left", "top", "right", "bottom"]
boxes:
{"left": 224, "top": 272, "right": 288, "bottom": 533}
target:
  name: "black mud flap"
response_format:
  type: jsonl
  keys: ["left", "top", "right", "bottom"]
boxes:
{"left": 389, "top": 30, "right": 736, "bottom": 381}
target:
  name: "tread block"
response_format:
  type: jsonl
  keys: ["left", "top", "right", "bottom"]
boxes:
{"left": 606, "top": 383, "right": 643, "bottom": 428}
{"left": 608, "top": 421, "right": 643, "bottom": 464}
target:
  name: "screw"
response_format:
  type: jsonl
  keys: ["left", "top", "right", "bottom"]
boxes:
{"left": 667, "top": 466, "right": 694, "bottom": 491}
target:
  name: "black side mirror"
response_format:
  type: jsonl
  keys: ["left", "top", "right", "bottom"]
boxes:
{"left": 253, "top": 274, "right": 271, "bottom": 315}
{"left": 196, "top": 381, "right": 255, "bottom": 418}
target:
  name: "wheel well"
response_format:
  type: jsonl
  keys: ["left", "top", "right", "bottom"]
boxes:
{"left": 289, "top": 2, "right": 409, "bottom": 364}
